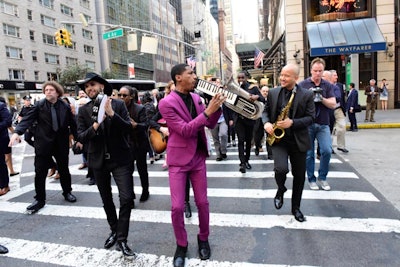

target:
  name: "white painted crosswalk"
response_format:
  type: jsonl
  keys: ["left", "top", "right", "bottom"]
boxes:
{"left": 1, "top": 142, "right": 400, "bottom": 266}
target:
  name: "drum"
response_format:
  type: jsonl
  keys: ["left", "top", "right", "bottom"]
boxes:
{"left": 91, "top": 94, "right": 107, "bottom": 123}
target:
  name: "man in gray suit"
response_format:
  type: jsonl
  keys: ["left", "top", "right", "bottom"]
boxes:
{"left": 262, "top": 64, "right": 315, "bottom": 222}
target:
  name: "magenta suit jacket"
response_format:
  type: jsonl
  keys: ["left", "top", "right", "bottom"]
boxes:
{"left": 158, "top": 91, "right": 221, "bottom": 167}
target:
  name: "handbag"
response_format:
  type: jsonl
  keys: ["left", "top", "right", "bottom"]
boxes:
{"left": 354, "top": 104, "right": 362, "bottom": 113}
{"left": 72, "top": 142, "right": 83, "bottom": 155}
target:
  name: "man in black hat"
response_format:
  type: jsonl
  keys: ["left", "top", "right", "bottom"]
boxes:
{"left": 17, "top": 95, "right": 35, "bottom": 147}
{"left": 76, "top": 72, "right": 135, "bottom": 257}
{"left": 9, "top": 81, "right": 78, "bottom": 212}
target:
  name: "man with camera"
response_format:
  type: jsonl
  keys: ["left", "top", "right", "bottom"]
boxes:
{"left": 298, "top": 58, "right": 336, "bottom": 191}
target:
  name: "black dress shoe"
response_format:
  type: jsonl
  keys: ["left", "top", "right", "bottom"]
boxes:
{"left": 274, "top": 194, "right": 284, "bottom": 210}
{"left": 10, "top": 172, "right": 19, "bottom": 177}
{"left": 255, "top": 149, "right": 259, "bottom": 156}
{"left": 139, "top": 190, "right": 149, "bottom": 202}
{"left": 239, "top": 164, "right": 246, "bottom": 173}
{"left": 117, "top": 241, "right": 135, "bottom": 257}
{"left": 221, "top": 154, "right": 227, "bottom": 159}
{"left": 215, "top": 157, "right": 223, "bottom": 161}
{"left": 197, "top": 235, "right": 211, "bottom": 260}
{"left": 337, "top": 147, "right": 349, "bottom": 153}
{"left": 292, "top": 209, "right": 306, "bottom": 222}
{"left": 0, "top": 244, "right": 8, "bottom": 254}
{"left": 173, "top": 245, "right": 187, "bottom": 267}
{"left": 245, "top": 162, "right": 252, "bottom": 169}
{"left": 63, "top": 192, "right": 77, "bottom": 203}
{"left": 104, "top": 232, "right": 117, "bottom": 249}
{"left": 26, "top": 200, "right": 45, "bottom": 212}
{"left": 184, "top": 201, "right": 192, "bottom": 218}
{"left": 88, "top": 177, "right": 96, "bottom": 185}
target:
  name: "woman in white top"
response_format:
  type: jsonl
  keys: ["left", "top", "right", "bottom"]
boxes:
{"left": 380, "top": 79, "right": 389, "bottom": 110}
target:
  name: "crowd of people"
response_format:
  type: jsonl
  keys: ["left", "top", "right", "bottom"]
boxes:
{"left": 0, "top": 60, "right": 389, "bottom": 264}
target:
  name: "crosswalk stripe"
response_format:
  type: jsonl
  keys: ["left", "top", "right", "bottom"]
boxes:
{"left": 18, "top": 170, "right": 359, "bottom": 179}
{"left": 2, "top": 180, "right": 377, "bottom": 203}
{"left": 2, "top": 202, "right": 399, "bottom": 234}
{"left": 0, "top": 237, "right": 309, "bottom": 267}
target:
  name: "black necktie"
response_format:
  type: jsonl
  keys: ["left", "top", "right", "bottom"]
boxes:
{"left": 51, "top": 104, "right": 58, "bottom": 132}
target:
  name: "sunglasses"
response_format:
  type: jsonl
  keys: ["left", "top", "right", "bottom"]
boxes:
{"left": 118, "top": 93, "right": 129, "bottom": 98}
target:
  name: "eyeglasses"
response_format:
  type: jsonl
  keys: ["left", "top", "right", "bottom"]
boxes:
{"left": 118, "top": 93, "right": 129, "bottom": 98}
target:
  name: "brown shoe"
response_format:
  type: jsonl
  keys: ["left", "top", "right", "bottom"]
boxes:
{"left": 0, "top": 187, "right": 10, "bottom": 196}
{"left": 47, "top": 168, "right": 56, "bottom": 177}
{"left": 78, "top": 163, "right": 87, "bottom": 169}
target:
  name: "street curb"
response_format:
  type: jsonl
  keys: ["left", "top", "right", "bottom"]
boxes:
{"left": 346, "top": 123, "right": 400, "bottom": 129}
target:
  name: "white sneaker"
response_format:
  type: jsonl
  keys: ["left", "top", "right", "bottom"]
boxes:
{"left": 309, "top": 181, "right": 319, "bottom": 190}
{"left": 318, "top": 179, "right": 331, "bottom": 191}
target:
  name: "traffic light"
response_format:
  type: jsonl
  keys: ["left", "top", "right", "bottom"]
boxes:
{"left": 64, "top": 29, "right": 72, "bottom": 46}
{"left": 54, "top": 29, "right": 72, "bottom": 46}
{"left": 54, "top": 30, "right": 63, "bottom": 45}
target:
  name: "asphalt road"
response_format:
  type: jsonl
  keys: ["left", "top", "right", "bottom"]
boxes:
{"left": 1, "top": 135, "right": 400, "bottom": 267}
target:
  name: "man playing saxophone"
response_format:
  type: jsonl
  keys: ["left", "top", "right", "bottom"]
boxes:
{"left": 262, "top": 64, "right": 315, "bottom": 222}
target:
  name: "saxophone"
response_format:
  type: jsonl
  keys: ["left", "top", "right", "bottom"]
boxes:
{"left": 266, "top": 88, "right": 296, "bottom": 146}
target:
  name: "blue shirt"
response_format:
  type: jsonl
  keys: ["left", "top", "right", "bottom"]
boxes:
{"left": 298, "top": 78, "right": 335, "bottom": 125}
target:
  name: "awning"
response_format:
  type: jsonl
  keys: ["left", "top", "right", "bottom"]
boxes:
{"left": 306, "top": 18, "right": 387, "bottom": 57}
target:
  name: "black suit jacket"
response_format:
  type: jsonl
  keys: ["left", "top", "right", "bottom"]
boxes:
{"left": 126, "top": 100, "right": 148, "bottom": 149}
{"left": 262, "top": 85, "right": 315, "bottom": 152}
{"left": 0, "top": 102, "right": 12, "bottom": 154}
{"left": 77, "top": 97, "right": 132, "bottom": 169}
{"left": 15, "top": 98, "right": 77, "bottom": 156}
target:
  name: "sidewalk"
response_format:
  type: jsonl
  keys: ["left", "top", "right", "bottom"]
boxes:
{"left": 348, "top": 109, "right": 400, "bottom": 129}
{"left": 336, "top": 108, "right": 400, "bottom": 212}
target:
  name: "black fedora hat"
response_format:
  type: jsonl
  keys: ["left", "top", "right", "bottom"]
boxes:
{"left": 77, "top": 72, "right": 113, "bottom": 96}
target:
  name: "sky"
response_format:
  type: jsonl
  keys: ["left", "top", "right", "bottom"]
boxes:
{"left": 231, "top": 0, "right": 259, "bottom": 43}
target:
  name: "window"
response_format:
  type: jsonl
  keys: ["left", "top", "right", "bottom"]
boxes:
{"left": 40, "top": 14, "right": 56, "bottom": 27}
{"left": 84, "top": 45, "right": 94, "bottom": 54}
{"left": 61, "top": 4, "right": 73, "bottom": 17}
{"left": 8, "top": 69, "right": 25, "bottom": 80}
{"left": 0, "top": 1, "right": 18, "bottom": 16}
{"left": 80, "top": 0, "right": 90, "bottom": 9}
{"left": 34, "top": 71, "right": 39, "bottom": 81}
{"left": 27, "top": 9, "right": 32, "bottom": 20}
{"left": 65, "top": 24, "right": 75, "bottom": 34}
{"left": 3, "top": 23, "right": 20, "bottom": 37}
{"left": 6, "top": 46, "right": 23, "bottom": 59}
{"left": 82, "top": 29, "right": 92, "bottom": 39}
{"left": 39, "top": 0, "right": 54, "bottom": 9}
{"left": 66, "top": 57, "right": 78, "bottom": 65}
{"left": 42, "top": 33, "right": 56, "bottom": 45}
{"left": 44, "top": 53, "right": 59, "bottom": 64}
{"left": 65, "top": 42, "right": 76, "bottom": 50}
{"left": 47, "top": 72, "right": 58, "bottom": 81}
{"left": 32, "top": 51, "right": 38, "bottom": 61}
{"left": 305, "top": 0, "right": 371, "bottom": 22}
{"left": 85, "top": 60, "right": 95, "bottom": 70}
{"left": 29, "top": 30, "right": 34, "bottom": 41}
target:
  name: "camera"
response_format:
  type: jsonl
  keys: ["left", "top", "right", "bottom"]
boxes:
{"left": 310, "top": 87, "right": 323, "bottom": 102}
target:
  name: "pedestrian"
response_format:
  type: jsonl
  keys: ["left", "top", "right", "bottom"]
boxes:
{"left": 346, "top": 82, "right": 359, "bottom": 132}
{"left": 209, "top": 78, "right": 229, "bottom": 161}
{"left": 158, "top": 63, "right": 224, "bottom": 267}
{"left": 234, "top": 71, "right": 263, "bottom": 173}
{"left": 9, "top": 81, "right": 78, "bottom": 212}
{"left": 329, "top": 70, "right": 349, "bottom": 153}
{"left": 0, "top": 100, "right": 12, "bottom": 196}
{"left": 119, "top": 85, "right": 150, "bottom": 205}
{"left": 76, "top": 72, "right": 135, "bottom": 257}
{"left": 262, "top": 64, "right": 315, "bottom": 222}
{"left": 379, "top": 79, "right": 389, "bottom": 111}
{"left": 298, "top": 57, "right": 336, "bottom": 191}
{"left": 364, "top": 79, "right": 379, "bottom": 122}
{"left": 17, "top": 95, "right": 35, "bottom": 147}
{"left": 259, "top": 85, "right": 273, "bottom": 159}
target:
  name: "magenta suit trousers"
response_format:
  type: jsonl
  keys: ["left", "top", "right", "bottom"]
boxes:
{"left": 168, "top": 152, "right": 209, "bottom": 247}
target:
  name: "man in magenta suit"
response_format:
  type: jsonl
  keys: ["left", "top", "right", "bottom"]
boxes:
{"left": 159, "top": 64, "right": 225, "bottom": 267}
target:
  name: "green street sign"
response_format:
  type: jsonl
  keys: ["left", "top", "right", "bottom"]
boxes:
{"left": 102, "top": 28, "right": 124, "bottom": 40}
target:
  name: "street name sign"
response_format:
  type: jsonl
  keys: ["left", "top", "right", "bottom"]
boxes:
{"left": 103, "top": 28, "right": 123, "bottom": 40}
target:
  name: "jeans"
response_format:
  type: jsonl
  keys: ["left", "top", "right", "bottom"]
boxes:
{"left": 306, "top": 123, "right": 331, "bottom": 182}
